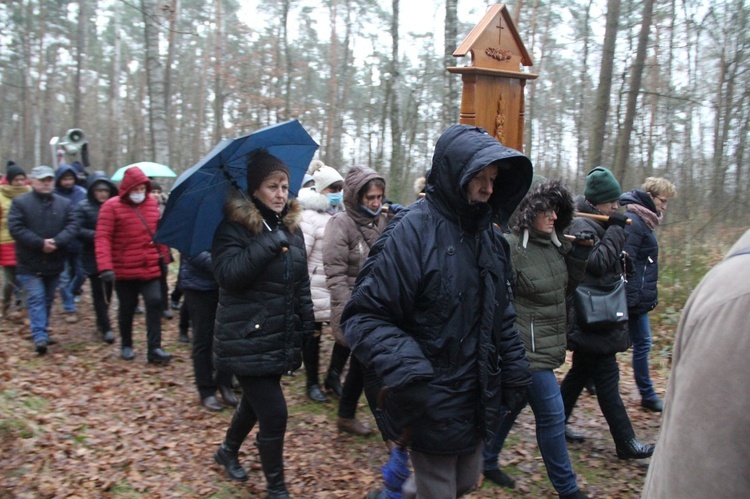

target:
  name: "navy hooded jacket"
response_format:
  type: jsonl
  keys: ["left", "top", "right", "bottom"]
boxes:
{"left": 621, "top": 189, "right": 660, "bottom": 314}
{"left": 75, "top": 172, "right": 118, "bottom": 275}
{"left": 341, "top": 125, "right": 533, "bottom": 455}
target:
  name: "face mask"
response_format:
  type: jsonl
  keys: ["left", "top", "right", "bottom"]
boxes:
{"left": 360, "top": 204, "right": 382, "bottom": 217}
{"left": 129, "top": 192, "right": 146, "bottom": 204}
{"left": 327, "top": 192, "right": 343, "bottom": 206}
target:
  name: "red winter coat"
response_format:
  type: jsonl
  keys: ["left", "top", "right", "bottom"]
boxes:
{"left": 95, "top": 167, "right": 168, "bottom": 281}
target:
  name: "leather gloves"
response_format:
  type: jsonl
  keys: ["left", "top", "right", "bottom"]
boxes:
{"left": 99, "top": 270, "right": 115, "bottom": 283}
{"left": 501, "top": 386, "right": 528, "bottom": 415}
{"left": 607, "top": 212, "right": 629, "bottom": 228}
{"left": 269, "top": 230, "right": 289, "bottom": 253}
{"left": 569, "top": 231, "right": 595, "bottom": 260}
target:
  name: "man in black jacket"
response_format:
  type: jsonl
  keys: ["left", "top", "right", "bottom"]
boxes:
{"left": 8, "top": 165, "right": 79, "bottom": 354}
{"left": 342, "top": 125, "right": 533, "bottom": 498}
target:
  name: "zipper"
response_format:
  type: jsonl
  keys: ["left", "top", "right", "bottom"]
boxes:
{"left": 530, "top": 320, "right": 535, "bottom": 352}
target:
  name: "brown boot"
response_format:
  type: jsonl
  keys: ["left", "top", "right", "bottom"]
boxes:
{"left": 337, "top": 417, "right": 372, "bottom": 437}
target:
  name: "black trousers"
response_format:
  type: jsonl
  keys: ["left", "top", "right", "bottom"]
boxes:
{"left": 88, "top": 274, "right": 112, "bottom": 333}
{"left": 302, "top": 322, "right": 324, "bottom": 387}
{"left": 560, "top": 350, "right": 635, "bottom": 443}
{"left": 231, "top": 375, "right": 287, "bottom": 442}
{"left": 114, "top": 278, "right": 162, "bottom": 350}
{"left": 183, "top": 289, "right": 230, "bottom": 399}
{"left": 338, "top": 353, "right": 365, "bottom": 420}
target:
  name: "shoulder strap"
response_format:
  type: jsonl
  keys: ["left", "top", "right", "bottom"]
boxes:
{"left": 131, "top": 206, "right": 155, "bottom": 240}
{"left": 727, "top": 248, "right": 750, "bottom": 259}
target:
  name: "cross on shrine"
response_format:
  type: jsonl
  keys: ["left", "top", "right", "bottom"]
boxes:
{"left": 496, "top": 20, "right": 504, "bottom": 44}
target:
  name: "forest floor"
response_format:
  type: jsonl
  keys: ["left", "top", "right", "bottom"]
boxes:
{"left": 0, "top": 283, "right": 667, "bottom": 498}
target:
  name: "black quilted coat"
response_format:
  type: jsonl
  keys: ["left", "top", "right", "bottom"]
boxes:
{"left": 211, "top": 191, "right": 314, "bottom": 377}
{"left": 341, "top": 125, "right": 533, "bottom": 455}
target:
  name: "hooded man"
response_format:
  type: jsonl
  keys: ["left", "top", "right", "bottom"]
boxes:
{"left": 54, "top": 163, "right": 88, "bottom": 319}
{"left": 341, "top": 124, "right": 533, "bottom": 497}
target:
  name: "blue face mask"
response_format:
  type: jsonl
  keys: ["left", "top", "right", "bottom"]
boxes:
{"left": 327, "top": 192, "right": 343, "bottom": 206}
{"left": 360, "top": 204, "right": 383, "bottom": 217}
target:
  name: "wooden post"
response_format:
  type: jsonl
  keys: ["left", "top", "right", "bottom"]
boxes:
{"left": 446, "top": 4, "right": 537, "bottom": 153}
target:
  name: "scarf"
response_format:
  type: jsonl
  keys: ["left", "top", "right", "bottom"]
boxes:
{"left": 628, "top": 203, "right": 661, "bottom": 231}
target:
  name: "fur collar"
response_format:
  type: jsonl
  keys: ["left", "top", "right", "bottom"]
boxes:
{"left": 224, "top": 189, "right": 302, "bottom": 235}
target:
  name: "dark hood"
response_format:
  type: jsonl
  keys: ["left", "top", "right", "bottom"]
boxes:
{"left": 86, "top": 171, "right": 118, "bottom": 204}
{"left": 54, "top": 163, "right": 78, "bottom": 191}
{"left": 426, "top": 124, "right": 533, "bottom": 229}
{"left": 512, "top": 178, "right": 574, "bottom": 233}
{"left": 620, "top": 189, "right": 657, "bottom": 214}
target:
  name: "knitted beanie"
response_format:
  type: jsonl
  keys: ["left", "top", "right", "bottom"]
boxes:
{"left": 313, "top": 165, "right": 344, "bottom": 192}
{"left": 5, "top": 164, "right": 26, "bottom": 183}
{"left": 245, "top": 149, "right": 290, "bottom": 194}
{"left": 584, "top": 166, "right": 621, "bottom": 204}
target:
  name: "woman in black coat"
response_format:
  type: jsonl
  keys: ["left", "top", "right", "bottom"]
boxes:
{"left": 211, "top": 149, "right": 314, "bottom": 499}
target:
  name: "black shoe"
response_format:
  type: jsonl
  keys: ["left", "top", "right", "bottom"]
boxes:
{"left": 178, "top": 331, "right": 190, "bottom": 343}
{"left": 560, "top": 490, "right": 588, "bottom": 499}
{"left": 616, "top": 438, "right": 655, "bottom": 459}
{"left": 147, "top": 348, "right": 172, "bottom": 364}
{"left": 307, "top": 384, "right": 329, "bottom": 403}
{"left": 170, "top": 300, "right": 181, "bottom": 310}
{"left": 202, "top": 395, "right": 224, "bottom": 412}
{"left": 35, "top": 340, "right": 48, "bottom": 355}
{"left": 121, "top": 347, "right": 135, "bottom": 360}
{"left": 324, "top": 370, "right": 343, "bottom": 397}
{"left": 219, "top": 385, "right": 239, "bottom": 407}
{"left": 483, "top": 468, "right": 515, "bottom": 488}
{"left": 103, "top": 330, "right": 115, "bottom": 344}
{"left": 565, "top": 427, "right": 585, "bottom": 443}
{"left": 161, "top": 310, "right": 174, "bottom": 320}
{"left": 641, "top": 397, "right": 663, "bottom": 412}
{"left": 134, "top": 306, "right": 144, "bottom": 315}
{"left": 214, "top": 443, "right": 248, "bottom": 482}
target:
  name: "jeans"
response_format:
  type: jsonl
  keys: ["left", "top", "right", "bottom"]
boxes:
{"left": 184, "top": 289, "right": 230, "bottom": 399}
{"left": 17, "top": 273, "right": 60, "bottom": 343}
{"left": 560, "top": 351, "right": 635, "bottom": 444}
{"left": 628, "top": 312, "right": 658, "bottom": 401}
{"left": 58, "top": 252, "right": 84, "bottom": 312}
{"left": 483, "top": 370, "right": 579, "bottom": 495}
{"left": 114, "top": 279, "right": 162, "bottom": 350}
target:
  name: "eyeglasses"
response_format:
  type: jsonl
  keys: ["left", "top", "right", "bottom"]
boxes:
{"left": 543, "top": 209, "right": 558, "bottom": 218}
{"left": 654, "top": 195, "right": 669, "bottom": 205}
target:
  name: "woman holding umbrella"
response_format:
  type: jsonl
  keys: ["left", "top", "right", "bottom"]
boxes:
{"left": 212, "top": 149, "right": 314, "bottom": 498}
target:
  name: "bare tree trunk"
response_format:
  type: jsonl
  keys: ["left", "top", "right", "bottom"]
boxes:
{"left": 442, "top": 0, "right": 458, "bottom": 130}
{"left": 165, "top": 0, "right": 179, "bottom": 160}
{"left": 74, "top": 0, "right": 86, "bottom": 127}
{"left": 281, "top": 0, "right": 292, "bottom": 121}
{"left": 141, "top": 0, "right": 170, "bottom": 164}
{"left": 324, "top": 0, "right": 339, "bottom": 164}
{"left": 104, "top": 1, "right": 122, "bottom": 171}
{"left": 588, "top": 0, "right": 621, "bottom": 170}
{"left": 389, "top": 0, "right": 404, "bottom": 202}
{"left": 213, "top": 0, "right": 224, "bottom": 143}
{"left": 574, "top": 0, "right": 594, "bottom": 190}
{"left": 613, "top": 0, "right": 654, "bottom": 182}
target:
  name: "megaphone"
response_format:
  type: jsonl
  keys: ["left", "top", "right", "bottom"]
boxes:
{"left": 63, "top": 128, "right": 87, "bottom": 155}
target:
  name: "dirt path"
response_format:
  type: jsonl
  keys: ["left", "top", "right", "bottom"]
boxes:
{"left": 0, "top": 289, "right": 665, "bottom": 498}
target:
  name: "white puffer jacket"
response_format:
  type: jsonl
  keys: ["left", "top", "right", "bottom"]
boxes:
{"left": 298, "top": 187, "right": 338, "bottom": 322}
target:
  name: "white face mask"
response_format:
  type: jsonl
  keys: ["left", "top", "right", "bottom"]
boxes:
{"left": 129, "top": 192, "right": 146, "bottom": 204}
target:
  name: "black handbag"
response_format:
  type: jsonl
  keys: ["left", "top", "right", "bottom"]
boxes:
{"left": 573, "top": 276, "right": 629, "bottom": 330}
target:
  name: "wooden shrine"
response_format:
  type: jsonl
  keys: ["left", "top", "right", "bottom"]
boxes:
{"left": 447, "top": 4, "right": 537, "bottom": 153}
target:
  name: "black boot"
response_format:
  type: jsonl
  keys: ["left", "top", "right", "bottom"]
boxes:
{"left": 256, "top": 436, "right": 290, "bottom": 499}
{"left": 615, "top": 437, "right": 655, "bottom": 459}
{"left": 214, "top": 441, "right": 247, "bottom": 481}
{"left": 215, "top": 399, "right": 257, "bottom": 480}
{"left": 324, "top": 369, "right": 343, "bottom": 397}
{"left": 303, "top": 332, "right": 328, "bottom": 402}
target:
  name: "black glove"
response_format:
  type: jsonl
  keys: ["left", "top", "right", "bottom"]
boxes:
{"left": 607, "top": 212, "right": 628, "bottom": 228}
{"left": 386, "top": 381, "right": 431, "bottom": 430}
{"left": 569, "top": 231, "right": 595, "bottom": 260}
{"left": 269, "top": 230, "right": 289, "bottom": 253}
{"left": 99, "top": 270, "right": 115, "bottom": 283}
{"left": 501, "top": 386, "right": 528, "bottom": 415}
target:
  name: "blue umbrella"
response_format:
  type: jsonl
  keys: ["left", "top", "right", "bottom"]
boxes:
{"left": 154, "top": 120, "right": 318, "bottom": 256}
